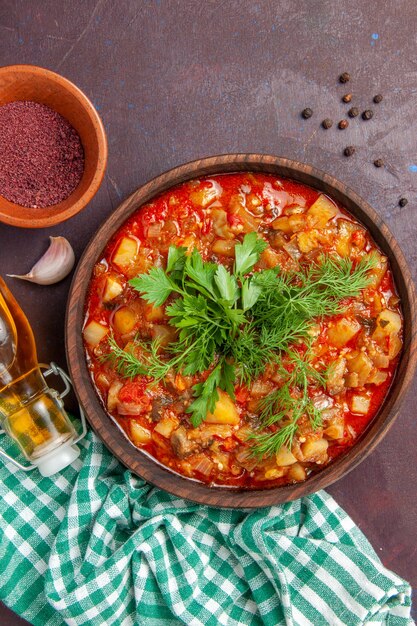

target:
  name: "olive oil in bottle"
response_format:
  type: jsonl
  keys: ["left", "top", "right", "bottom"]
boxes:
{"left": 0, "top": 276, "right": 79, "bottom": 475}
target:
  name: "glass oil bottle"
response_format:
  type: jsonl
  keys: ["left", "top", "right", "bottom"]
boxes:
{"left": 0, "top": 276, "right": 84, "bottom": 476}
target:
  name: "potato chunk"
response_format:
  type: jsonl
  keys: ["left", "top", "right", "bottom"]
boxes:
{"left": 271, "top": 214, "right": 304, "bottom": 234}
{"left": 345, "top": 372, "right": 359, "bottom": 388}
{"left": 190, "top": 185, "right": 219, "bottom": 207}
{"left": 367, "top": 370, "right": 388, "bottom": 386}
{"left": 367, "top": 342, "right": 390, "bottom": 368}
{"left": 335, "top": 219, "right": 359, "bottom": 257}
{"left": 229, "top": 195, "right": 259, "bottom": 231}
{"left": 83, "top": 320, "right": 109, "bottom": 347}
{"left": 324, "top": 422, "right": 345, "bottom": 440}
{"left": 130, "top": 421, "right": 152, "bottom": 446}
{"left": 301, "top": 438, "right": 329, "bottom": 464}
{"left": 297, "top": 229, "right": 321, "bottom": 254}
{"left": 113, "top": 307, "right": 138, "bottom": 334}
{"left": 205, "top": 389, "right": 240, "bottom": 425}
{"left": 275, "top": 446, "right": 297, "bottom": 466}
{"left": 103, "top": 276, "right": 123, "bottom": 302}
{"left": 145, "top": 305, "right": 165, "bottom": 322}
{"left": 307, "top": 194, "right": 337, "bottom": 228}
{"left": 212, "top": 239, "right": 237, "bottom": 257}
{"left": 112, "top": 237, "right": 139, "bottom": 270}
{"left": 388, "top": 334, "right": 402, "bottom": 359}
{"left": 327, "top": 317, "right": 361, "bottom": 347}
{"left": 350, "top": 395, "right": 371, "bottom": 415}
{"left": 372, "top": 310, "right": 402, "bottom": 341}
{"left": 366, "top": 251, "right": 388, "bottom": 288}
{"left": 287, "top": 463, "right": 306, "bottom": 482}
{"left": 346, "top": 352, "right": 373, "bottom": 386}
{"left": 212, "top": 208, "right": 233, "bottom": 239}
{"left": 260, "top": 247, "right": 281, "bottom": 268}
{"left": 154, "top": 417, "right": 178, "bottom": 439}
{"left": 271, "top": 216, "right": 291, "bottom": 233}
{"left": 263, "top": 468, "right": 285, "bottom": 480}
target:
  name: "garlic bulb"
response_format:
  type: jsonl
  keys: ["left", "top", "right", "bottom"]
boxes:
{"left": 8, "top": 237, "right": 75, "bottom": 285}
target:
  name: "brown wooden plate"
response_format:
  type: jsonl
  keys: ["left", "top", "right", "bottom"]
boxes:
{"left": 65, "top": 154, "right": 417, "bottom": 507}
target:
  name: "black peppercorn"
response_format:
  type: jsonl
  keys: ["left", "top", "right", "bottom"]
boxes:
{"left": 339, "top": 72, "right": 350, "bottom": 83}
{"left": 348, "top": 107, "right": 360, "bottom": 118}
{"left": 374, "top": 159, "right": 384, "bottom": 168}
{"left": 373, "top": 94, "right": 383, "bottom": 103}
{"left": 362, "top": 109, "right": 374, "bottom": 120}
{"left": 399, "top": 197, "right": 408, "bottom": 207}
{"left": 338, "top": 119, "right": 349, "bottom": 129}
{"left": 344, "top": 146, "right": 355, "bottom": 157}
{"left": 322, "top": 118, "right": 333, "bottom": 129}
{"left": 342, "top": 93, "right": 352, "bottom": 103}
{"left": 301, "top": 108, "right": 313, "bottom": 119}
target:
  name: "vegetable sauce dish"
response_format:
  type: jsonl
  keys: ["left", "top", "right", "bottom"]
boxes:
{"left": 66, "top": 155, "right": 417, "bottom": 507}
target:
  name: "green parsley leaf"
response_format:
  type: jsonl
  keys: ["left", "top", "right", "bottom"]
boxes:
{"left": 241, "top": 277, "right": 263, "bottom": 311}
{"left": 184, "top": 248, "right": 217, "bottom": 297}
{"left": 234, "top": 232, "right": 268, "bottom": 276}
{"left": 129, "top": 267, "right": 177, "bottom": 306}
{"left": 214, "top": 265, "right": 238, "bottom": 303}
{"left": 219, "top": 360, "right": 236, "bottom": 400}
{"left": 186, "top": 363, "right": 222, "bottom": 426}
{"left": 167, "top": 245, "right": 187, "bottom": 274}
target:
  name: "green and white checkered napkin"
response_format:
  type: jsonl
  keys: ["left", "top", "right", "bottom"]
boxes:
{"left": 0, "top": 428, "right": 413, "bottom": 626}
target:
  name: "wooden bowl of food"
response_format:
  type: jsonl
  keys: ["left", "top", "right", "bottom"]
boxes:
{"left": 0, "top": 64, "right": 107, "bottom": 228}
{"left": 66, "top": 154, "right": 417, "bottom": 507}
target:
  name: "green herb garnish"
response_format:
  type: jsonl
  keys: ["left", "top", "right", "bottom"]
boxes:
{"left": 248, "top": 344, "right": 327, "bottom": 457}
{"left": 106, "top": 233, "right": 377, "bottom": 447}
{"left": 233, "top": 253, "right": 378, "bottom": 384}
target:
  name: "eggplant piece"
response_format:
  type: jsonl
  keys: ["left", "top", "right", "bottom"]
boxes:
{"left": 151, "top": 395, "right": 171, "bottom": 422}
{"left": 170, "top": 426, "right": 197, "bottom": 459}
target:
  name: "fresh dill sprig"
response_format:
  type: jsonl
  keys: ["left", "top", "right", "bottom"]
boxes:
{"left": 106, "top": 334, "right": 171, "bottom": 380}
{"left": 230, "top": 320, "right": 312, "bottom": 385}
{"left": 250, "top": 253, "right": 378, "bottom": 328}
{"left": 248, "top": 345, "right": 327, "bottom": 458}
{"left": 238, "top": 253, "right": 378, "bottom": 384}
{"left": 246, "top": 423, "right": 299, "bottom": 459}
{"left": 309, "top": 253, "right": 379, "bottom": 300}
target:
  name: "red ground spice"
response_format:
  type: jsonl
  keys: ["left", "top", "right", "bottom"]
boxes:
{"left": 0, "top": 100, "right": 84, "bottom": 208}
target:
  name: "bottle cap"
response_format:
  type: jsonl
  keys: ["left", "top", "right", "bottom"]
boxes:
{"left": 32, "top": 443, "right": 80, "bottom": 477}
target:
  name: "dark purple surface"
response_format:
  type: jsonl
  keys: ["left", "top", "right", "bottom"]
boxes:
{"left": 0, "top": 1, "right": 416, "bottom": 624}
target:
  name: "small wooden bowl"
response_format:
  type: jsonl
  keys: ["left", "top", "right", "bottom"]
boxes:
{"left": 66, "top": 154, "right": 417, "bottom": 507}
{"left": 0, "top": 65, "right": 107, "bottom": 228}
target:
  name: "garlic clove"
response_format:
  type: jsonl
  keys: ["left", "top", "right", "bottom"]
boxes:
{"left": 7, "top": 236, "right": 75, "bottom": 286}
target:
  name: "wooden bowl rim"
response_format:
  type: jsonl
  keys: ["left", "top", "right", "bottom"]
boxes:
{"left": 66, "top": 154, "right": 417, "bottom": 508}
{"left": 0, "top": 64, "right": 108, "bottom": 228}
